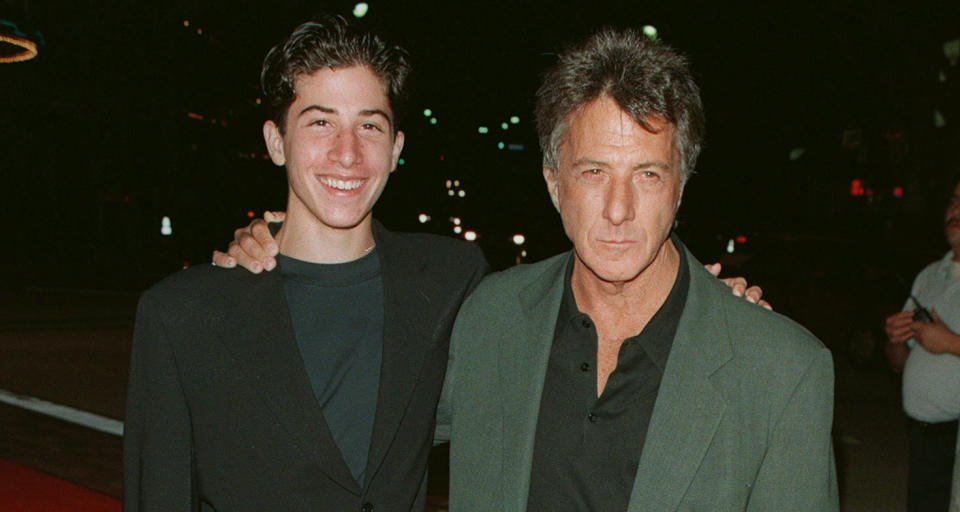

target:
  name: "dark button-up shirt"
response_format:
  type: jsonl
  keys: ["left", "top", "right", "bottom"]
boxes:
{"left": 526, "top": 241, "right": 690, "bottom": 512}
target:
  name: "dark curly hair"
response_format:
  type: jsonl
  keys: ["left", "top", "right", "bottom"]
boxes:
{"left": 260, "top": 15, "right": 411, "bottom": 134}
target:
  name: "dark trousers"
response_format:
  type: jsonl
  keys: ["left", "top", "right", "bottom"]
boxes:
{"left": 907, "top": 418, "right": 958, "bottom": 512}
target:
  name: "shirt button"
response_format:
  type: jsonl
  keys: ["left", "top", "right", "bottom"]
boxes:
{"left": 581, "top": 318, "right": 592, "bottom": 329}
{"left": 587, "top": 412, "right": 598, "bottom": 423}
{"left": 580, "top": 362, "right": 590, "bottom": 372}
{"left": 361, "top": 503, "right": 374, "bottom": 512}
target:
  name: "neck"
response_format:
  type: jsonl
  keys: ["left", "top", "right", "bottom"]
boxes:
{"left": 572, "top": 238, "right": 680, "bottom": 318}
{"left": 276, "top": 207, "right": 376, "bottom": 264}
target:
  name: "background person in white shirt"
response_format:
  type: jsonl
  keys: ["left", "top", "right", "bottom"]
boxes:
{"left": 885, "top": 178, "right": 960, "bottom": 512}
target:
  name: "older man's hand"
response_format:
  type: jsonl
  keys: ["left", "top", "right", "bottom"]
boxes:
{"left": 212, "top": 211, "right": 285, "bottom": 273}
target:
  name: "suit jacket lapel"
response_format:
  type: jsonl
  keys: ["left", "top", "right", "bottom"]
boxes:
{"left": 216, "top": 269, "right": 361, "bottom": 495}
{"left": 501, "top": 253, "right": 569, "bottom": 511}
{"left": 627, "top": 248, "right": 731, "bottom": 512}
{"left": 364, "top": 222, "right": 440, "bottom": 484}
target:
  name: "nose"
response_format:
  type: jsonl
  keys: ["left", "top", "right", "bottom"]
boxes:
{"left": 328, "top": 130, "right": 362, "bottom": 168}
{"left": 603, "top": 177, "right": 636, "bottom": 226}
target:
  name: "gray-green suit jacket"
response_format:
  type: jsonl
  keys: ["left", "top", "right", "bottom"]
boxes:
{"left": 436, "top": 244, "right": 838, "bottom": 511}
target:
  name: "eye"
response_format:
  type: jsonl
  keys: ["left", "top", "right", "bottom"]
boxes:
{"left": 361, "top": 122, "right": 384, "bottom": 132}
{"left": 309, "top": 119, "right": 329, "bottom": 127}
{"left": 582, "top": 168, "right": 603, "bottom": 178}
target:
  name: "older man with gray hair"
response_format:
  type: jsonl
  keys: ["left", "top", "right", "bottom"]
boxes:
{"left": 435, "top": 28, "right": 838, "bottom": 511}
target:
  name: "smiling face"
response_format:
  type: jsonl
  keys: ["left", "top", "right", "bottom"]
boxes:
{"left": 263, "top": 65, "right": 404, "bottom": 235}
{"left": 544, "top": 95, "right": 683, "bottom": 286}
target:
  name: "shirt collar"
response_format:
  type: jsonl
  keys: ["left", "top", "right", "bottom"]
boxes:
{"left": 557, "top": 234, "right": 690, "bottom": 372}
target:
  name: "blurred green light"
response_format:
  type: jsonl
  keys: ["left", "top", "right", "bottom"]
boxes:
{"left": 509, "top": 116, "right": 520, "bottom": 124}
{"left": 430, "top": 117, "right": 438, "bottom": 125}
{"left": 501, "top": 122, "right": 509, "bottom": 130}
{"left": 478, "top": 126, "right": 489, "bottom": 134}
{"left": 497, "top": 142, "right": 505, "bottom": 150}
{"left": 352, "top": 3, "right": 369, "bottom": 18}
{"left": 423, "top": 108, "right": 432, "bottom": 117}
{"left": 642, "top": 25, "right": 658, "bottom": 39}
{"left": 398, "top": 158, "right": 405, "bottom": 165}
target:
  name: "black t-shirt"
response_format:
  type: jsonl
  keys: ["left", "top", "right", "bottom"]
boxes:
{"left": 277, "top": 250, "right": 383, "bottom": 486}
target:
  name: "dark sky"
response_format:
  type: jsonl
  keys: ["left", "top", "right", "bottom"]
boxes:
{"left": 1, "top": 0, "right": 958, "bottom": 288}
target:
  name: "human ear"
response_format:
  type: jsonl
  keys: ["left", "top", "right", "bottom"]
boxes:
{"left": 543, "top": 167, "right": 561, "bottom": 212}
{"left": 263, "top": 121, "right": 286, "bottom": 166}
{"left": 390, "top": 130, "right": 405, "bottom": 172}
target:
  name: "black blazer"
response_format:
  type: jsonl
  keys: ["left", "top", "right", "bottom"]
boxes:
{"left": 123, "top": 222, "right": 488, "bottom": 511}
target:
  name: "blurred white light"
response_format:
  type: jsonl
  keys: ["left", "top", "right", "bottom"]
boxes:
{"left": 510, "top": 116, "right": 520, "bottom": 124}
{"left": 521, "top": 249, "right": 527, "bottom": 258}
{"left": 451, "top": 217, "right": 461, "bottom": 225}
{"left": 352, "top": 2, "right": 369, "bottom": 18}
{"left": 445, "top": 179, "right": 452, "bottom": 188}
{"left": 642, "top": 25, "right": 658, "bottom": 39}
{"left": 512, "top": 234, "right": 526, "bottom": 245}
{"left": 458, "top": 190, "right": 466, "bottom": 198}
{"left": 501, "top": 122, "right": 509, "bottom": 130}
{"left": 464, "top": 230, "right": 477, "bottom": 241}
{"left": 453, "top": 180, "right": 460, "bottom": 187}
{"left": 423, "top": 108, "right": 432, "bottom": 117}
{"left": 453, "top": 226, "right": 463, "bottom": 234}
{"left": 726, "top": 238, "right": 735, "bottom": 254}
{"left": 478, "top": 126, "right": 489, "bottom": 134}
{"left": 944, "top": 38, "right": 959, "bottom": 66}
{"left": 447, "top": 189, "right": 455, "bottom": 196}
{"left": 935, "top": 109, "right": 946, "bottom": 128}
{"left": 161, "top": 216, "right": 173, "bottom": 236}
{"left": 788, "top": 148, "right": 805, "bottom": 161}
{"left": 418, "top": 213, "right": 430, "bottom": 224}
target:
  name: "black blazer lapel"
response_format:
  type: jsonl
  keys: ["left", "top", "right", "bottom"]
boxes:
{"left": 364, "top": 223, "right": 443, "bottom": 484}
{"left": 216, "top": 269, "right": 362, "bottom": 495}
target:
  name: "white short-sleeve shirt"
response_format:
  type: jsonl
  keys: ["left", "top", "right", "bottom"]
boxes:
{"left": 902, "top": 251, "right": 960, "bottom": 423}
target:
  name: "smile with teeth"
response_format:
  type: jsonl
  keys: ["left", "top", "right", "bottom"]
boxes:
{"left": 318, "top": 175, "right": 364, "bottom": 191}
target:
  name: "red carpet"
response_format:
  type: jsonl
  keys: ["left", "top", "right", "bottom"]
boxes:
{"left": 0, "top": 459, "right": 120, "bottom": 512}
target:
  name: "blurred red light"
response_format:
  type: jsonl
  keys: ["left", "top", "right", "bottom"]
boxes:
{"left": 850, "top": 179, "right": 864, "bottom": 197}
{"left": 735, "top": 235, "right": 747, "bottom": 244}
{"left": 893, "top": 186, "right": 903, "bottom": 198}
{"left": 247, "top": 211, "right": 255, "bottom": 218}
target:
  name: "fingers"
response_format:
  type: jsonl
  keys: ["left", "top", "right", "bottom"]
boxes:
{"left": 211, "top": 250, "right": 237, "bottom": 268}
{"left": 721, "top": 277, "right": 748, "bottom": 297}
{"left": 250, "top": 220, "right": 280, "bottom": 256}
{"left": 263, "top": 210, "right": 287, "bottom": 223}
{"left": 885, "top": 312, "right": 915, "bottom": 343}
{"left": 743, "top": 285, "right": 764, "bottom": 305}
{"left": 705, "top": 262, "right": 722, "bottom": 277}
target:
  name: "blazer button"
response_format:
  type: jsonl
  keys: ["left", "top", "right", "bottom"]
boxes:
{"left": 361, "top": 503, "right": 374, "bottom": 512}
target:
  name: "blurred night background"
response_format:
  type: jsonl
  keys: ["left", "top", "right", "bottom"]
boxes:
{"left": 1, "top": 0, "right": 959, "bottom": 509}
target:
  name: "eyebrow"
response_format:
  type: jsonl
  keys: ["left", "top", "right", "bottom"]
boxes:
{"left": 571, "top": 158, "right": 671, "bottom": 171}
{"left": 297, "top": 105, "right": 393, "bottom": 126}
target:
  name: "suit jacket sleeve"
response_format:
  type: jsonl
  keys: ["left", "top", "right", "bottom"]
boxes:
{"left": 746, "top": 346, "right": 838, "bottom": 511}
{"left": 434, "top": 256, "right": 489, "bottom": 445}
{"left": 123, "top": 291, "right": 198, "bottom": 511}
